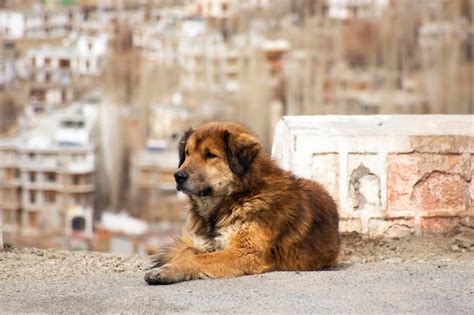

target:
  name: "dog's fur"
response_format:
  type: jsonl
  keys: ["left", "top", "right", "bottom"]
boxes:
{"left": 144, "top": 122, "right": 340, "bottom": 285}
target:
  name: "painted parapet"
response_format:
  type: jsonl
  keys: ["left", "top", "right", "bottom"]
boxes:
{"left": 272, "top": 115, "right": 474, "bottom": 237}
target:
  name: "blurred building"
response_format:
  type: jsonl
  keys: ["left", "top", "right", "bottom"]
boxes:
{"left": 179, "top": 32, "right": 249, "bottom": 93}
{"left": 26, "top": 33, "right": 108, "bottom": 77}
{"left": 130, "top": 140, "right": 186, "bottom": 233}
{"left": 327, "top": 0, "right": 389, "bottom": 20}
{"left": 149, "top": 101, "right": 191, "bottom": 140}
{"left": 0, "top": 41, "right": 17, "bottom": 88}
{"left": 189, "top": 0, "right": 239, "bottom": 19}
{"left": 0, "top": 5, "right": 84, "bottom": 39}
{"left": 24, "top": 33, "right": 108, "bottom": 112}
{"left": 132, "top": 9, "right": 193, "bottom": 64}
{"left": 0, "top": 103, "right": 96, "bottom": 240}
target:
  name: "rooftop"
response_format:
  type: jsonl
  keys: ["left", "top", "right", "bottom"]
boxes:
{"left": 0, "top": 103, "right": 96, "bottom": 151}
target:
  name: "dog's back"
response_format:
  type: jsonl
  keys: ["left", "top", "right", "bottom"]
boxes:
{"left": 255, "top": 170, "right": 340, "bottom": 271}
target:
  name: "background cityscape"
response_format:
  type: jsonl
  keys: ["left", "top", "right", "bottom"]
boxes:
{"left": 0, "top": 0, "right": 473, "bottom": 254}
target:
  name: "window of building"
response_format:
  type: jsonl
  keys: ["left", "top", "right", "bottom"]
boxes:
{"left": 7, "top": 188, "right": 16, "bottom": 201}
{"left": 141, "top": 170, "right": 151, "bottom": 182}
{"left": 29, "top": 190, "right": 36, "bottom": 203}
{"left": 30, "top": 88, "right": 46, "bottom": 102}
{"left": 72, "top": 154, "right": 84, "bottom": 161}
{"left": 59, "top": 58, "right": 70, "bottom": 69}
{"left": 27, "top": 211, "right": 38, "bottom": 228}
{"left": 4, "top": 168, "right": 14, "bottom": 180}
{"left": 3, "top": 210, "right": 11, "bottom": 225}
{"left": 45, "top": 172, "right": 56, "bottom": 183}
{"left": 45, "top": 191, "right": 56, "bottom": 204}
{"left": 4, "top": 210, "right": 17, "bottom": 225}
{"left": 29, "top": 172, "right": 36, "bottom": 183}
{"left": 72, "top": 175, "right": 80, "bottom": 185}
{"left": 88, "top": 42, "right": 93, "bottom": 52}
{"left": 71, "top": 216, "right": 86, "bottom": 231}
{"left": 74, "top": 195, "right": 82, "bottom": 205}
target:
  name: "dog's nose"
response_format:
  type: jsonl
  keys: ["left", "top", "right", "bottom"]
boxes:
{"left": 174, "top": 170, "right": 188, "bottom": 184}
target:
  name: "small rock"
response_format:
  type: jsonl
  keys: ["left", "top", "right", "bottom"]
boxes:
{"left": 3, "top": 243, "right": 15, "bottom": 252}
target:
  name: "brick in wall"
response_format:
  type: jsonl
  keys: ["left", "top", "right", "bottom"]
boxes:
{"left": 387, "top": 153, "right": 471, "bottom": 214}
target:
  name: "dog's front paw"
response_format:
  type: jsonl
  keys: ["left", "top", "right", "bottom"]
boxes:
{"left": 144, "top": 265, "right": 185, "bottom": 285}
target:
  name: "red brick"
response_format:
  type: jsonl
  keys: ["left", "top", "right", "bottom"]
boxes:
{"left": 411, "top": 172, "right": 466, "bottom": 211}
{"left": 421, "top": 217, "right": 461, "bottom": 234}
{"left": 387, "top": 153, "right": 470, "bottom": 212}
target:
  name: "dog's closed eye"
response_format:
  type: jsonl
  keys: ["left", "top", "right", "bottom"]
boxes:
{"left": 205, "top": 152, "right": 218, "bottom": 159}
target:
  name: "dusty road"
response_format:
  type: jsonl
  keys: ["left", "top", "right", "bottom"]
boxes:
{"left": 1, "top": 260, "right": 473, "bottom": 314}
{"left": 1, "top": 233, "right": 473, "bottom": 313}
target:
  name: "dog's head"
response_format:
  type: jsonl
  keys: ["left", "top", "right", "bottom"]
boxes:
{"left": 174, "top": 122, "right": 261, "bottom": 199}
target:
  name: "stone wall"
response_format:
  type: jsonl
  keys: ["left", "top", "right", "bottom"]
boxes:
{"left": 0, "top": 209, "right": 3, "bottom": 249}
{"left": 272, "top": 116, "right": 474, "bottom": 237}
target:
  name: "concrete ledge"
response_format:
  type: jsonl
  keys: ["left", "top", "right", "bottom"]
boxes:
{"left": 272, "top": 115, "right": 474, "bottom": 237}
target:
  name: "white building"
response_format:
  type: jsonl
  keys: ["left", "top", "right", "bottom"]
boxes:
{"left": 27, "top": 33, "right": 108, "bottom": 77}
{"left": 132, "top": 10, "right": 197, "bottom": 64}
{"left": 188, "top": 0, "right": 240, "bottom": 19}
{"left": 23, "top": 33, "right": 108, "bottom": 111}
{"left": 149, "top": 102, "right": 191, "bottom": 141}
{"left": 327, "top": 0, "right": 389, "bottom": 20}
{"left": 0, "top": 47, "right": 16, "bottom": 88}
{"left": 0, "top": 103, "right": 97, "bottom": 237}
{"left": 75, "top": 34, "right": 109, "bottom": 75}
{"left": 178, "top": 31, "right": 249, "bottom": 92}
{"left": 0, "top": 7, "right": 83, "bottom": 40}
{"left": 130, "top": 141, "right": 186, "bottom": 223}
{"left": 132, "top": 21, "right": 178, "bottom": 64}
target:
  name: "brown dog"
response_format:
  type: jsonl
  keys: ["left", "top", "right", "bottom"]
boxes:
{"left": 144, "top": 122, "right": 339, "bottom": 284}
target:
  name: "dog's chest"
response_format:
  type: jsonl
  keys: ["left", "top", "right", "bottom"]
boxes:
{"left": 213, "top": 226, "right": 236, "bottom": 250}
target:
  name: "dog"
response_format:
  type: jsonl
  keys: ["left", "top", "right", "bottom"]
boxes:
{"left": 144, "top": 122, "right": 340, "bottom": 285}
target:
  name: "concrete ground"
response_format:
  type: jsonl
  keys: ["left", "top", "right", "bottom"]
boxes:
{"left": 2, "top": 233, "right": 473, "bottom": 313}
{"left": 1, "top": 260, "right": 473, "bottom": 314}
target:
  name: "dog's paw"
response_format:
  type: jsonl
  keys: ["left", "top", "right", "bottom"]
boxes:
{"left": 144, "top": 265, "right": 185, "bottom": 285}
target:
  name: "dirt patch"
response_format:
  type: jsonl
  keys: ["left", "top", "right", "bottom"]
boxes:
{"left": 1, "top": 229, "right": 473, "bottom": 282}
{"left": 340, "top": 228, "right": 474, "bottom": 264}
{"left": 0, "top": 247, "right": 148, "bottom": 282}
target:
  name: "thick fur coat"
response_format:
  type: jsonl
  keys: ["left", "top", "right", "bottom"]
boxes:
{"left": 145, "top": 122, "right": 340, "bottom": 284}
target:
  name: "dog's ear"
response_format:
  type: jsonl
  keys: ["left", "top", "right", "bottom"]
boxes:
{"left": 223, "top": 130, "right": 261, "bottom": 175}
{"left": 178, "top": 128, "right": 194, "bottom": 167}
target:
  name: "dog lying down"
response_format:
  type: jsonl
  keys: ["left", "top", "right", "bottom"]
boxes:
{"left": 145, "top": 122, "right": 340, "bottom": 285}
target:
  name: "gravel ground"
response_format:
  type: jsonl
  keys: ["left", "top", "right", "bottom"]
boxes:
{"left": 1, "top": 232, "right": 473, "bottom": 313}
{"left": 0, "top": 247, "right": 146, "bottom": 282}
